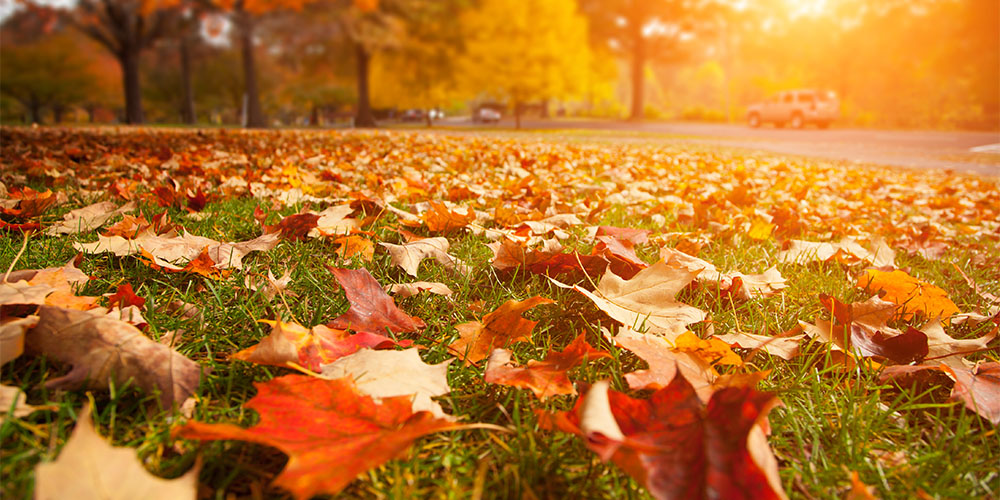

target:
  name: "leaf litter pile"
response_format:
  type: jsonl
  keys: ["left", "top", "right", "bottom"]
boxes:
{"left": 2, "top": 127, "right": 998, "bottom": 499}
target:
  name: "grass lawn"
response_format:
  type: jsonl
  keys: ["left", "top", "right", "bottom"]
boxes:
{"left": 1, "top": 126, "right": 998, "bottom": 499}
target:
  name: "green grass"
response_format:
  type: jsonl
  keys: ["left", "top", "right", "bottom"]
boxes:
{"left": 1, "top": 126, "right": 999, "bottom": 499}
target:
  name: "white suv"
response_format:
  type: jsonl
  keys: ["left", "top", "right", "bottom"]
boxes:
{"left": 746, "top": 90, "right": 839, "bottom": 129}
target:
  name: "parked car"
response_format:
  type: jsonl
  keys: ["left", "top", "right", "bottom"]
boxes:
{"left": 400, "top": 109, "right": 425, "bottom": 122}
{"left": 746, "top": 89, "right": 839, "bottom": 129}
{"left": 473, "top": 107, "right": 501, "bottom": 124}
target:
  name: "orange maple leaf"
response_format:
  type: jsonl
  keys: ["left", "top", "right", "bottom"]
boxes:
{"left": 448, "top": 296, "right": 555, "bottom": 364}
{"left": 423, "top": 201, "right": 475, "bottom": 232}
{"left": 484, "top": 332, "right": 611, "bottom": 399}
{"left": 174, "top": 375, "right": 452, "bottom": 500}
{"left": 857, "top": 269, "right": 960, "bottom": 319}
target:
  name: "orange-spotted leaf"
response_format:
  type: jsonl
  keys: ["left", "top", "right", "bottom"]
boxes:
{"left": 173, "top": 375, "right": 453, "bottom": 500}
{"left": 448, "top": 296, "right": 555, "bottom": 364}
{"left": 232, "top": 320, "right": 411, "bottom": 372}
{"left": 673, "top": 332, "right": 743, "bottom": 366}
{"left": 423, "top": 201, "right": 475, "bottom": 232}
{"left": 334, "top": 235, "right": 375, "bottom": 261}
{"left": 484, "top": 332, "right": 611, "bottom": 399}
{"left": 857, "top": 269, "right": 960, "bottom": 319}
{"left": 324, "top": 266, "right": 426, "bottom": 334}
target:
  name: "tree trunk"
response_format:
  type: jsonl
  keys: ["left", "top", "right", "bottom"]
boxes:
{"left": 179, "top": 36, "right": 196, "bottom": 124}
{"left": 514, "top": 100, "right": 522, "bottom": 129}
{"left": 354, "top": 43, "right": 376, "bottom": 128}
{"left": 628, "top": 25, "right": 646, "bottom": 122}
{"left": 541, "top": 99, "right": 550, "bottom": 118}
{"left": 53, "top": 104, "right": 65, "bottom": 123}
{"left": 121, "top": 45, "right": 145, "bottom": 124}
{"left": 28, "top": 98, "right": 42, "bottom": 124}
{"left": 238, "top": 11, "right": 267, "bottom": 128}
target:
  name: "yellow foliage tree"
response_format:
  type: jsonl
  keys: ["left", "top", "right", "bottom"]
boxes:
{"left": 458, "top": 0, "right": 591, "bottom": 128}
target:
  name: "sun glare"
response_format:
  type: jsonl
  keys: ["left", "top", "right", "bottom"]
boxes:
{"left": 787, "top": 0, "right": 828, "bottom": 18}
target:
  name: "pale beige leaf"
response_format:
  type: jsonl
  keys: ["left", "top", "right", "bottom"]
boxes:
{"left": 610, "top": 326, "right": 716, "bottom": 402}
{"left": 919, "top": 320, "right": 997, "bottom": 369}
{"left": 579, "top": 380, "right": 625, "bottom": 443}
{"left": 551, "top": 260, "right": 705, "bottom": 338}
{"left": 35, "top": 408, "right": 199, "bottom": 500}
{"left": 307, "top": 204, "right": 359, "bottom": 237}
{"left": 1, "top": 315, "right": 38, "bottom": 365}
{"left": 379, "top": 238, "right": 471, "bottom": 277}
{"left": 0, "top": 281, "right": 56, "bottom": 306}
{"left": 385, "top": 281, "right": 454, "bottom": 298}
{"left": 659, "top": 248, "right": 787, "bottom": 299}
{"left": 45, "top": 201, "right": 136, "bottom": 236}
{"left": 778, "top": 238, "right": 895, "bottom": 268}
{"left": 318, "top": 348, "right": 453, "bottom": 419}
{"left": 714, "top": 331, "right": 804, "bottom": 360}
{"left": 74, "top": 231, "right": 278, "bottom": 271}
{"left": 0, "top": 384, "right": 49, "bottom": 422}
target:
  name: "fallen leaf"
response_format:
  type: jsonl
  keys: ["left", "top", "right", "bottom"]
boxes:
{"left": 448, "top": 296, "right": 555, "bottom": 364}
{"left": 324, "top": 266, "right": 426, "bottom": 334}
{"left": 423, "top": 201, "right": 475, "bottom": 232}
{"left": 380, "top": 237, "right": 470, "bottom": 277}
{"left": 334, "top": 235, "right": 375, "bottom": 261}
{"left": 673, "top": 332, "right": 743, "bottom": 366}
{"left": 0, "top": 187, "right": 61, "bottom": 218}
{"left": 846, "top": 471, "right": 878, "bottom": 500}
{"left": 36, "top": 408, "right": 199, "bottom": 500}
{"left": 778, "top": 238, "right": 895, "bottom": 268}
{"left": 106, "top": 284, "right": 145, "bottom": 309}
{"left": 319, "top": 348, "right": 453, "bottom": 418}
{"left": 802, "top": 295, "right": 930, "bottom": 364}
{"left": 75, "top": 231, "right": 279, "bottom": 273}
{"left": 25, "top": 306, "right": 200, "bottom": 408}
{"left": 540, "top": 376, "right": 787, "bottom": 500}
{"left": 385, "top": 281, "right": 454, "bottom": 298}
{"left": 609, "top": 326, "right": 716, "bottom": 401}
{"left": 484, "top": 333, "right": 611, "bottom": 399}
{"left": 1, "top": 316, "right": 38, "bottom": 364}
{"left": 917, "top": 320, "right": 997, "bottom": 369}
{"left": 551, "top": 260, "right": 705, "bottom": 339}
{"left": 1, "top": 383, "right": 49, "bottom": 421}
{"left": 659, "top": 248, "right": 787, "bottom": 299}
{"left": 173, "top": 375, "right": 453, "bottom": 500}
{"left": 44, "top": 201, "right": 136, "bottom": 236}
{"left": 309, "top": 204, "right": 360, "bottom": 237}
{"left": 714, "top": 331, "right": 804, "bottom": 360}
{"left": 233, "top": 320, "right": 411, "bottom": 372}
{"left": 945, "top": 362, "right": 1000, "bottom": 425}
{"left": 857, "top": 269, "right": 960, "bottom": 319}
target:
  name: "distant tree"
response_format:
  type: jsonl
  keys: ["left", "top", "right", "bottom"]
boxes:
{"left": 580, "top": 0, "right": 716, "bottom": 121}
{"left": 65, "top": 0, "right": 177, "bottom": 123}
{"left": 0, "top": 34, "right": 99, "bottom": 123}
{"left": 458, "top": 0, "right": 590, "bottom": 129}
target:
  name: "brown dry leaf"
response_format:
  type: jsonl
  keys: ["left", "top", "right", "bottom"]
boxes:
{"left": 802, "top": 295, "right": 932, "bottom": 364}
{"left": 35, "top": 408, "right": 200, "bottom": 500}
{"left": 945, "top": 362, "right": 1000, "bottom": 425}
{"left": 0, "top": 281, "right": 56, "bottom": 306}
{"left": 44, "top": 200, "right": 136, "bottom": 236}
{"left": 778, "top": 238, "right": 895, "bottom": 268}
{"left": 385, "top": 281, "right": 454, "bottom": 298}
{"left": 551, "top": 260, "right": 705, "bottom": 339}
{"left": 379, "top": 237, "right": 470, "bottom": 277}
{"left": 857, "top": 269, "right": 960, "bottom": 319}
{"left": 25, "top": 306, "right": 200, "bottom": 408}
{"left": 325, "top": 266, "right": 426, "bottom": 334}
{"left": 448, "top": 296, "right": 555, "bottom": 364}
{"left": 246, "top": 270, "right": 295, "bottom": 299}
{"left": 319, "top": 348, "right": 453, "bottom": 419}
{"left": 714, "top": 331, "right": 804, "bottom": 360}
{"left": 4, "top": 256, "right": 90, "bottom": 291}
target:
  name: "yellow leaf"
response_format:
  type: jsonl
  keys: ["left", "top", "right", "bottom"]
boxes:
{"left": 857, "top": 269, "right": 959, "bottom": 319}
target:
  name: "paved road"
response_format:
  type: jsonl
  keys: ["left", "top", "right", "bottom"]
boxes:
{"left": 443, "top": 118, "right": 1000, "bottom": 176}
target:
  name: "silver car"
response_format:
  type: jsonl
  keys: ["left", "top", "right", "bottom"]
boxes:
{"left": 746, "top": 90, "right": 839, "bottom": 129}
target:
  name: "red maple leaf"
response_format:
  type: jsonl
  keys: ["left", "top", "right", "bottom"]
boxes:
{"left": 324, "top": 266, "right": 426, "bottom": 334}
{"left": 539, "top": 374, "right": 786, "bottom": 500}
{"left": 173, "top": 375, "right": 453, "bottom": 499}
{"left": 107, "top": 283, "right": 146, "bottom": 309}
